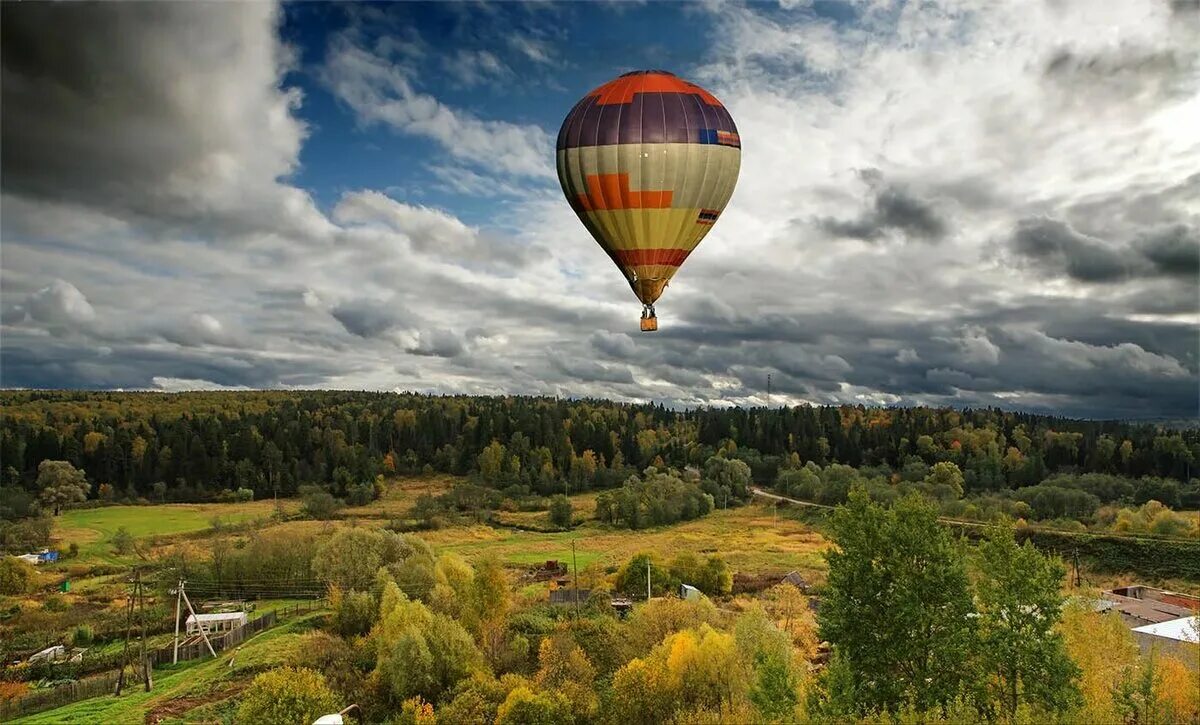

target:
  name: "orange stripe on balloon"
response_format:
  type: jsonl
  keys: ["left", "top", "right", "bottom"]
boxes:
{"left": 589, "top": 73, "right": 723, "bottom": 106}
{"left": 613, "top": 249, "right": 691, "bottom": 267}
{"left": 577, "top": 174, "right": 673, "bottom": 211}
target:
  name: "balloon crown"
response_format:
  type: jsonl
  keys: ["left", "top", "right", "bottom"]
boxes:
{"left": 618, "top": 69, "right": 676, "bottom": 77}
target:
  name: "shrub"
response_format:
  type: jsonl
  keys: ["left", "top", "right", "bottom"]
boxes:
{"left": 236, "top": 667, "right": 338, "bottom": 725}
{"left": 0, "top": 556, "right": 36, "bottom": 595}
{"left": 330, "top": 587, "right": 376, "bottom": 638}
{"left": 548, "top": 495, "right": 573, "bottom": 529}
{"left": 300, "top": 485, "right": 344, "bottom": 521}
{"left": 111, "top": 526, "right": 134, "bottom": 555}
{"left": 68, "top": 623, "right": 94, "bottom": 646}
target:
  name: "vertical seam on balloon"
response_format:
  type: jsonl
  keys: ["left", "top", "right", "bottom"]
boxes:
{"left": 591, "top": 90, "right": 619, "bottom": 262}
{"left": 668, "top": 92, "right": 691, "bottom": 276}
{"left": 691, "top": 93, "right": 717, "bottom": 256}
{"left": 638, "top": 73, "right": 650, "bottom": 275}
{"left": 603, "top": 78, "right": 627, "bottom": 260}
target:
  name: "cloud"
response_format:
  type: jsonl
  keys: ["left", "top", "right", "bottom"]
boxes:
{"left": 1009, "top": 217, "right": 1200, "bottom": 283}
{"left": 1137, "top": 224, "right": 1200, "bottom": 278}
{"left": 406, "top": 328, "right": 467, "bottom": 358}
{"left": 1008, "top": 217, "right": 1133, "bottom": 282}
{"left": 22, "top": 280, "right": 96, "bottom": 331}
{"left": 321, "top": 31, "right": 554, "bottom": 179}
{"left": 0, "top": 1, "right": 332, "bottom": 242}
{"left": 443, "top": 49, "right": 512, "bottom": 87}
{"left": 819, "top": 170, "right": 949, "bottom": 242}
{"left": 1, "top": 0, "right": 1196, "bottom": 420}
{"left": 331, "top": 298, "right": 410, "bottom": 338}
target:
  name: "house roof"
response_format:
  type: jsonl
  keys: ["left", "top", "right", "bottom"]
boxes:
{"left": 185, "top": 612, "right": 246, "bottom": 623}
{"left": 1101, "top": 592, "right": 1193, "bottom": 624}
{"left": 1132, "top": 616, "right": 1200, "bottom": 643}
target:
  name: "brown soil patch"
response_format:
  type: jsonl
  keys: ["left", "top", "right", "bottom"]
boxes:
{"left": 144, "top": 681, "right": 247, "bottom": 724}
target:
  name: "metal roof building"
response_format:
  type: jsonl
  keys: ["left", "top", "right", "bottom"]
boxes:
{"left": 1131, "top": 615, "right": 1200, "bottom": 661}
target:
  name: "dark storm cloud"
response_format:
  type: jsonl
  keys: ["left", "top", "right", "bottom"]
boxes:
{"left": 330, "top": 299, "right": 410, "bottom": 338}
{"left": 1008, "top": 217, "right": 1200, "bottom": 283}
{"left": 0, "top": 334, "right": 342, "bottom": 390}
{"left": 818, "top": 170, "right": 949, "bottom": 243}
{"left": 0, "top": 1, "right": 329, "bottom": 241}
{"left": 549, "top": 354, "right": 635, "bottom": 385}
{"left": 1137, "top": 225, "right": 1200, "bottom": 278}
{"left": 1009, "top": 217, "right": 1132, "bottom": 282}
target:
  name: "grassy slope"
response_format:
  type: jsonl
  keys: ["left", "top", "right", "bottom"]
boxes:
{"left": 53, "top": 501, "right": 297, "bottom": 564}
{"left": 13, "top": 612, "right": 327, "bottom": 724}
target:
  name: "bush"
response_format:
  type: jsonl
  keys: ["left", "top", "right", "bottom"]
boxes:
{"left": 111, "top": 526, "right": 134, "bottom": 555}
{"left": 0, "top": 556, "right": 36, "bottom": 595}
{"left": 330, "top": 587, "right": 376, "bottom": 638}
{"left": 300, "top": 485, "right": 344, "bottom": 521}
{"left": 236, "top": 667, "right": 338, "bottom": 725}
{"left": 548, "top": 495, "right": 573, "bottom": 529}
{"left": 68, "top": 623, "right": 94, "bottom": 646}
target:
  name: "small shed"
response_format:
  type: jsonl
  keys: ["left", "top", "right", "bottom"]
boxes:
{"left": 185, "top": 611, "right": 247, "bottom": 635}
{"left": 679, "top": 584, "right": 703, "bottom": 601}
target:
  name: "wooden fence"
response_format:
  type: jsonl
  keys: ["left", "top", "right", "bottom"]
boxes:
{"left": 0, "top": 671, "right": 122, "bottom": 721}
{"left": 0, "top": 602, "right": 321, "bottom": 720}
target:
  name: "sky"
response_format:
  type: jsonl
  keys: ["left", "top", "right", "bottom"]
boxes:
{"left": 1, "top": 0, "right": 1197, "bottom": 420}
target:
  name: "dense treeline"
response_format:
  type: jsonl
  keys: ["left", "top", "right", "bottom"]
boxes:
{"left": 1, "top": 391, "right": 1196, "bottom": 507}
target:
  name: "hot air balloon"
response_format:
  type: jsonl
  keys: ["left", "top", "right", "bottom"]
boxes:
{"left": 556, "top": 70, "right": 741, "bottom": 332}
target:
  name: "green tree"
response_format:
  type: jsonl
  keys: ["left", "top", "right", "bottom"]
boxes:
{"left": 749, "top": 646, "right": 800, "bottom": 722}
{"left": 236, "top": 667, "right": 338, "bottom": 725}
{"left": 924, "top": 460, "right": 965, "bottom": 498}
{"left": 547, "top": 494, "right": 572, "bottom": 529}
{"left": 36, "top": 460, "right": 89, "bottom": 515}
{"left": 975, "top": 524, "right": 1081, "bottom": 719}
{"left": 111, "top": 526, "right": 134, "bottom": 555}
{"left": 312, "top": 527, "right": 405, "bottom": 591}
{"left": 300, "top": 485, "right": 343, "bottom": 520}
{"left": 818, "top": 488, "right": 978, "bottom": 714}
{"left": 495, "top": 686, "right": 572, "bottom": 725}
{"left": 0, "top": 556, "right": 36, "bottom": 595}
{"left": 376, "top": 591, "right": 483, "bottom": 704}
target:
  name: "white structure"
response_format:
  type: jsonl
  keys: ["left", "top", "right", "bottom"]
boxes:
{"left": 28, "top": 645, "right": 66, "bottom": 663}
{"left": 185, "top": 611, "right": 247, "bottom": 635}
{"left": 16, "top": 553, "right": 41, "bottom": 565}
{"left": 1131, "top": 615, "right": 1200, "bottom": 660}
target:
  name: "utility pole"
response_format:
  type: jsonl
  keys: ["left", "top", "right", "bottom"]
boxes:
{"left": 114, "top": 571, "right": 136, "bottom": 696}
{"left": 180, "top": 584, "right": 216, "bottom": 658}
{"left": 137, "top": 571, "right": 151, "bottom": 692}
{"left": 571, "top": 540, "right": 580, "bottom": 617}
{"left": 173, "top": 579, "right": 183, "bottom": 664}
{"left": 646, "top": 559, "right": 651, "bottom": 601}
{"left": 767, "top": 373, "right": 772, "bottom": 409}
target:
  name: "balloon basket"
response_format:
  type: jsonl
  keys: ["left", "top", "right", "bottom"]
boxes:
{"left": 640, "top": 316, "right": 658, "bottom": 332}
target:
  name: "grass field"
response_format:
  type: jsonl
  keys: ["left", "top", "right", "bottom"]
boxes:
{"left": 53, "top": 500, "right": 297, "bottom": 563}
{"left": 13, "top": 611, "right": 327, "bottom": 724}
{"left": 423, "top": 499, "right": 831, "bottom": 581}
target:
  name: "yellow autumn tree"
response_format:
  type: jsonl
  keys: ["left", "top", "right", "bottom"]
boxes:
{"left": 1059, "top": 600, "right": 1141, "bottom": 724}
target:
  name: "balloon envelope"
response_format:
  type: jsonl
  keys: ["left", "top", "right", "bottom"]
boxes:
{"left": 556, "top": 70, "right": 741, "bottom": 322}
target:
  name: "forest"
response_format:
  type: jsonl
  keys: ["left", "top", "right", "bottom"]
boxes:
{"left": 2, "top": 390, "right": 1196, "bottom": 502}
